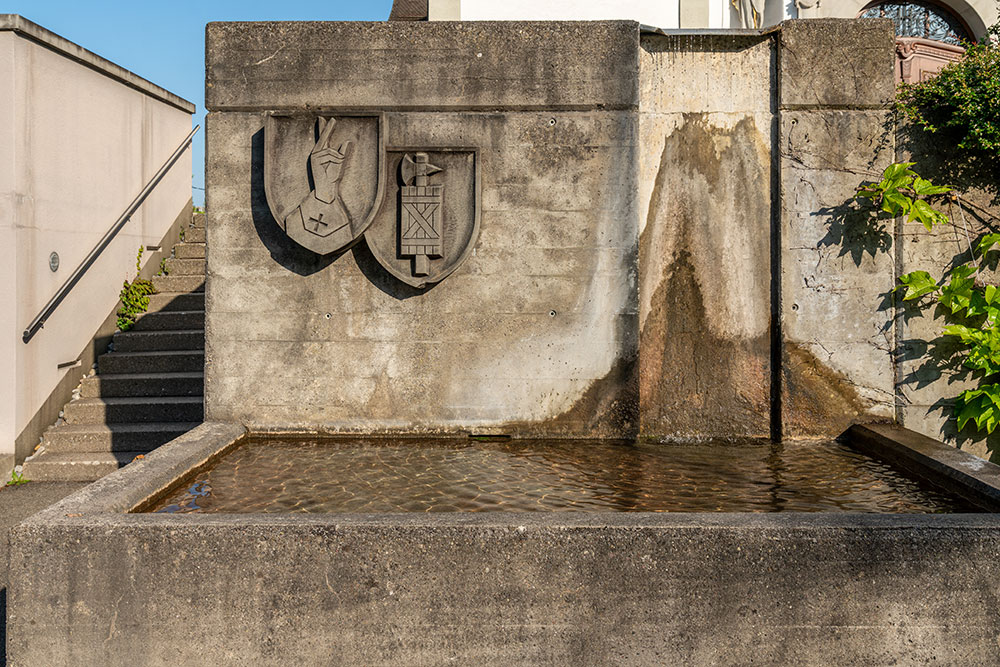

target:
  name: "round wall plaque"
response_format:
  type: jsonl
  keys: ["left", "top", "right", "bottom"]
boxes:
{"left": 49, "top": 251, "right": 60, "bottom": 272}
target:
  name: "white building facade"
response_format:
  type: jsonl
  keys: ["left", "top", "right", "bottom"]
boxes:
{"left": 388, "top": 0, "right": 997, "bottom": 84}
{"left": 416, "top": 0, "right": 997, "bottom": 37}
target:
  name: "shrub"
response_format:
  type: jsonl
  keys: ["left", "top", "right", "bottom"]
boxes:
{"left": 896, "top": 25, "right": 1000, "bottom": 162}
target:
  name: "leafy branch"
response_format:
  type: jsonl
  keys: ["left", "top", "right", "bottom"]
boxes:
{"left": 855, "top": 161, "right": 952, "bottom": 230}
{"left": 860, "top": 163, "right": 1000, "bottom": 434}
{"left": 896, "top": 24, "right": 1000, "bottom": 161}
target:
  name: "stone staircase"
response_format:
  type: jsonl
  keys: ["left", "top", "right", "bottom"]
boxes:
{"left": 21, "top": 213, "right": 207, "bottom": 481}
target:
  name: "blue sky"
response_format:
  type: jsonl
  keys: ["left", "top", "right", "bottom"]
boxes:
{"left": 13, "top": 1, "right": 396, "bottom": 205}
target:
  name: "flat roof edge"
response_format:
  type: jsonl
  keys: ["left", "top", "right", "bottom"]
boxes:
{"left": 0, "top": 14, "right": 196, "bottom": 114}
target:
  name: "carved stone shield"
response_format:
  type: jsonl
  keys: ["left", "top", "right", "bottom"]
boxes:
{"left": 366, "top": 149, "right": 480, "bottom": 288}
{"left": 264, "top": 113, "right": 384, "bottom": 255}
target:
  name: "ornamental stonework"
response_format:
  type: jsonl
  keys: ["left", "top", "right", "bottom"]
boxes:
{"left": 264, "top": 114, "right": 479, "bottom": 288}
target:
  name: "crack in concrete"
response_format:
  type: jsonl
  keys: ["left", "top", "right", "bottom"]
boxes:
{"left": 105, "top": 592, "right": 125, "bottom": 645}
{"left": 254, "top": 46, "right": 285, "bottom": 66}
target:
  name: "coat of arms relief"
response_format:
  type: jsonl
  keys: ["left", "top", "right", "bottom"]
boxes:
{"left": 264, "top": 113, "right": 480, "bottom": 288}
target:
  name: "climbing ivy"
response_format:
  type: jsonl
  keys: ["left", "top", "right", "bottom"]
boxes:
{"left": 857, "top": 163, "right": 1000, "bottom": 434}
{"left": 117, "top": 246, "right": 157, "bottom": 332}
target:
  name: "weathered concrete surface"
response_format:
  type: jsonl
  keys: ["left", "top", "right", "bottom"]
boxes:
{"left": 0, "top": 481, "right": 87, "bottom": 667}
{"left": 638, "top": 33, "right": 774, "bottom": 438}
{"left": 12, "top": 418, "right": 1000, "bottom": 665}
{"left": 206, "top": 22, "right": 640, "bottom": 438}
{"left": 778, "top": 19, "right": 895, "bottom": 109}
{"left": 206, "top": 21, "right": 640, "bottom": 111}
{"left": 203, "top": 19, "right": 908, "bottom": 440}
{"left": 11, "top": 511, "right": 1000, "bottom": 665}
{"left": 777, "top": 21, "right": 897, "bottom": 437}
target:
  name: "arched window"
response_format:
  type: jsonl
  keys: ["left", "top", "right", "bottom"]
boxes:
{"left": 860, "top": 1, "right": 971, "bottom": 45}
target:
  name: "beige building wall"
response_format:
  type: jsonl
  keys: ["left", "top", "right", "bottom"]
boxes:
{"left": 0, "top": 16, "right": 194, "bottom": 476}
{"left": 437, "top": 0, "right": 683, "bottom": 28}
{"left": 0, "top": 31, "right": 16, "bottom": 478}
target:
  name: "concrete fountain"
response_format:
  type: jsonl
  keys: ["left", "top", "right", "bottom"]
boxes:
{"left": 9, "top": 18, "right": 1000, "bottom": 665}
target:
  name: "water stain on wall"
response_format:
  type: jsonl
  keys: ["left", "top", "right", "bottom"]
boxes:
{"left": 641, "top": 247, "right": 770, "bottom": 438}
{"left": 639, "top": 113, "right": 771, "bottom": 438}
{"left": 782, "top": 342, "right": 874, "bottom": 437}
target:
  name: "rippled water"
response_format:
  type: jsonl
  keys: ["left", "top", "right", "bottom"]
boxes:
{"left": 148, "top": 437, "right": 975, "bottom": 514}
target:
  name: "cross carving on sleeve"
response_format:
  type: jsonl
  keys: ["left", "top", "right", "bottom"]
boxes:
{"left": 307, "top": 212, "right": 328, "bottom": 233}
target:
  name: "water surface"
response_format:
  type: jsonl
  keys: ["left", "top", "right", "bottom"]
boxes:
{"left": 148, "top": 437, "right": 975, "bottom": 514}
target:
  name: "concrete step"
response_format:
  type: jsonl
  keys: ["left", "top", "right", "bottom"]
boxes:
{"left": 41, "top": 422, "right": 200, "bottom": 452}
{"left": 153, "top": 274, "right": 204, "bottom": 293}
{"left": 99, "top": 350, "right": 204, "bottom": 374}
{"left": 63, "top": 396, "right": 204, "bottom": 424}
{"left": 184, "top": 227, "right": 206, "bottom": 243}
{"left": 114, "top": 329, "right": 205, "bottom": 352}
{"left": 163, "top": 258, "right": 205, "bottom": 276}
{"left": 80, "top": 372, "right": 204, "bottom": 398}
{"left": 146, "top": 292, "right": 204, "bottom": 313}
{"left": 21, "top": 451, "right": 148, "bottom": 482}
{"left": 192, "top": 212, "right": 205, "bottom": 228}
{"left": 132, "top": 310, "right": 204, "bottom": 331}
{"left": 174, "top": 242, "right": 206, "bottom": 259}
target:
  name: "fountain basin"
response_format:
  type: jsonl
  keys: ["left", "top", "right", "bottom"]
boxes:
{"left": 9, "top": 422, "right": 1000, "bottom": 665}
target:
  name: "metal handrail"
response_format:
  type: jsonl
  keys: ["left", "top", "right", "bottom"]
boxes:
{"left": 22, "top": 125, "right": 200, "bottom": 343}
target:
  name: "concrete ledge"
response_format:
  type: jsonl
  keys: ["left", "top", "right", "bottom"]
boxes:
{"left": 205, "top": 21, "right": 640, "bottom": 111}
{"left": 0, "top": 14, "right": 195, "bottom": 113}
{"left": 847, "top": 423, "right": 1000, "bottom": 512}
{"left": 11, "top": 510, "right": 1000, "bottom": 664}
{"left": 31, "top": 422, "right": 246, "bottom": 518}
{"left": 778, "top": 19, "right": 895, "bottom": 109}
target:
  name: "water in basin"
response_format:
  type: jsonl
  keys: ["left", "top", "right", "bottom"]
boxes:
{"left": 147, "top": 437, "right": 975, "bottom": 513}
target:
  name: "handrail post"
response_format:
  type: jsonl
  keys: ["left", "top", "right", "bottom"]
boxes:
{"left": 22, "top": 125, "right": 200, "bottom": 344}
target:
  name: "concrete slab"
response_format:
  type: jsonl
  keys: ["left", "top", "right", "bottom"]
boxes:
{"left": 778, "top": 19, "right": 895, "bottom": 109}
{"left": 206, "top": 21, "right": 640, "bottom": 112}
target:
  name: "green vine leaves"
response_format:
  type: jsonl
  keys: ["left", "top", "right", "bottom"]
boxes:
{"left": 855, "top": 162, "right": 952, "bottom": 230}
{"left": 117, "top": 246, "right": 157, "bottom": 332}
{"left": 858, "top": 163, "right": 1000, "bottom": 434}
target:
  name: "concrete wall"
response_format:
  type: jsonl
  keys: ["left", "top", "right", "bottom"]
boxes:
{"left": 0, "top": 16, "right": 194, "bottom": 474}
{"left": 0, "top": 30, "right": 16, "bottom": 478}
{"left": 205, "top": 19, "right": 904, "bottom": 441}
{"left": 776, "top": 20, "right": 898, "bottom": 437}
{"left": 15, "top": 514, "right": 1000, "bottom": 665}
{"left": 205, "top": 22, "right": 641, "bottom": 438}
